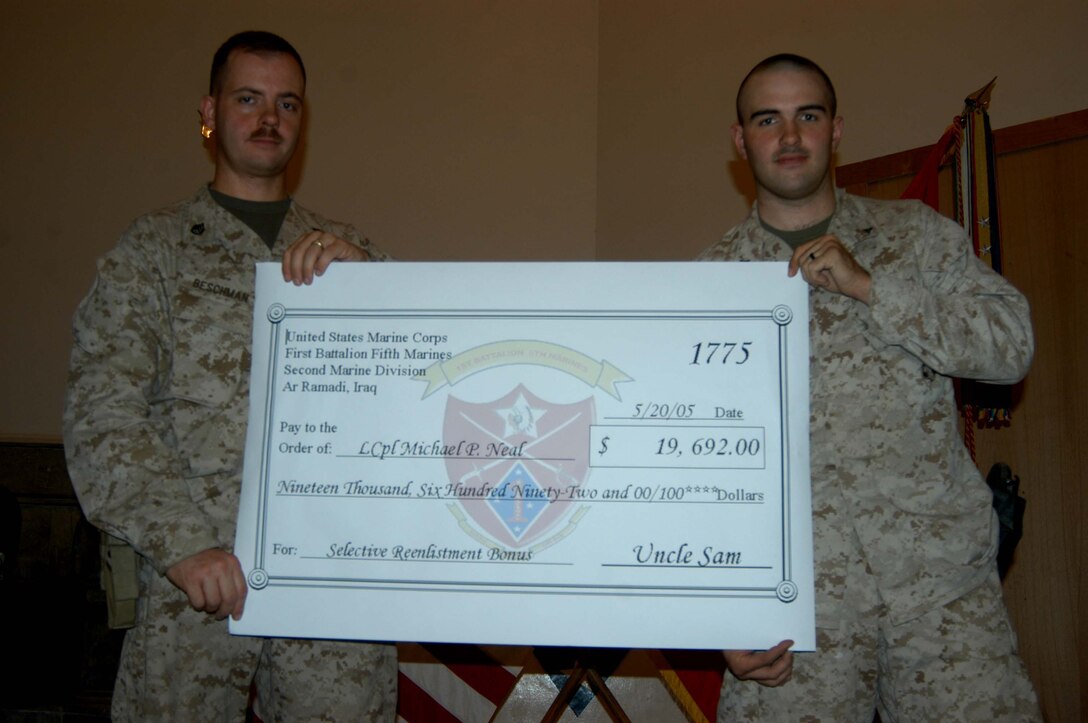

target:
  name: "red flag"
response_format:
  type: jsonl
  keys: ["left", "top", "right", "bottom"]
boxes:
{"left": 397, "top": 644, "right": 522, "bottom": 722}
{"left": 901, "top": 122, "right": 961, "bottom": 211}
{"left": 655, "top": 650, "right": 725, "bottom": 723}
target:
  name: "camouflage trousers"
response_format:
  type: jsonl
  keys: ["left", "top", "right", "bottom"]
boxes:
{"left": 111, "top": 557, "right": 397, "bottom": 722}
{"left": 718, "top": 569, "right": 1040, "bottom": 722}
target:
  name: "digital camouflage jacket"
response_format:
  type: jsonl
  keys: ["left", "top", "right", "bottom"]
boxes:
{"left": 699, "top": 189, "right": 1033, "bottom": 625}
{"left": 64, "top": 186, "right": 387, "bottom": 575}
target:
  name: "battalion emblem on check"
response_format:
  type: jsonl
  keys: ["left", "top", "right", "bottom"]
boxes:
{"left": 443, "top": 384, "right": 594, "bottom": 549}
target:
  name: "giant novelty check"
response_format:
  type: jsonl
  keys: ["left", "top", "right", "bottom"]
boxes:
{"left": 231, "top": 262, "right": 814, "bottom": 650}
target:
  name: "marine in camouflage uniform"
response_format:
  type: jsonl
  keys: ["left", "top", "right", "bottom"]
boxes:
{"left": 63, "top": 187, "right": 397, "bottom": 721}
{"left": 702, "top": 190, "right": 1039, "bottom": 721}
{"left": 63, "top": 31, "right": 396, "bottom": 721}
{"left": 703, "top": 54, "right": 1040, "bottom": 721}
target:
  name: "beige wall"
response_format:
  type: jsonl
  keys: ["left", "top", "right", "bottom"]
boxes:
{"left": 596, "top": 0, "right": 1088, "bottom": 259}
{"left": 1, "top": 0, "right": 599, "bottom": 439}
{"left": 3, "top": 0, "right": 1087, "bottom": 439}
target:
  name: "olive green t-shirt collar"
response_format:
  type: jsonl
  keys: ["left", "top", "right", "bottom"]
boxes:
{"left": 759, "top": 212, "right": 834, "bottom": 250}
{"left": 208, "top": 186, "right": 292, "bottom": 250}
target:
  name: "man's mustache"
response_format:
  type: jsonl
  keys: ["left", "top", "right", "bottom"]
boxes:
{"left": 250, "top": 127, "right": 283, "bottom": 141}
{"left": 774, "top": 146, "right": 808, "bottom": 160}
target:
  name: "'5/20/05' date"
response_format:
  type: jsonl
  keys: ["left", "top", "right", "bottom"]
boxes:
{"left": 628, "top": 402, "right": 743, "bottom": 421}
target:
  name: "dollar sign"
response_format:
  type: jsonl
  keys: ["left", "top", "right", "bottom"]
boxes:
{"left": 598, "top": 436, "right": 610, "bottom": 456}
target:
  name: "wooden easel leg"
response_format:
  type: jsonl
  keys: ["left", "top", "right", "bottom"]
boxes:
{"left": 538, "top": 654, "right": 632, "bottom": 723}
{"left": 540, "top": 665, "right": 588, "bottom": 723}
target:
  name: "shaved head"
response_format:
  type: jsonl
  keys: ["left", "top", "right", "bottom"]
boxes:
{"left": 736, "top": 53, "right": 836, "bottom": 123}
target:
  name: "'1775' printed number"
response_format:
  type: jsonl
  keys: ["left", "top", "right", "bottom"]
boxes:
{"left": 690, "top": 341, "right": 752, "bottom": 366}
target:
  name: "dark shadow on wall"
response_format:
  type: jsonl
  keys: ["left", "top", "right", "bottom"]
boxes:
{"left": 0, "top": 441, "right": 123, "bottom": 720}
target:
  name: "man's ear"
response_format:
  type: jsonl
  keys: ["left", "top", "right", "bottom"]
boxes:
{"left": 831, "top": 116, "right": 844, "bottom": 153}
{"left": 731, "top": 123, "right": 748, "bottom": 160}
{"left": 199, "top": 95, "right": 216, "bottom": 131}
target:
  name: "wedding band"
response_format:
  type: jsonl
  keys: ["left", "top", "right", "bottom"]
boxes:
{"left": 312, "top": 240, "right": 325, "bottom": 250}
